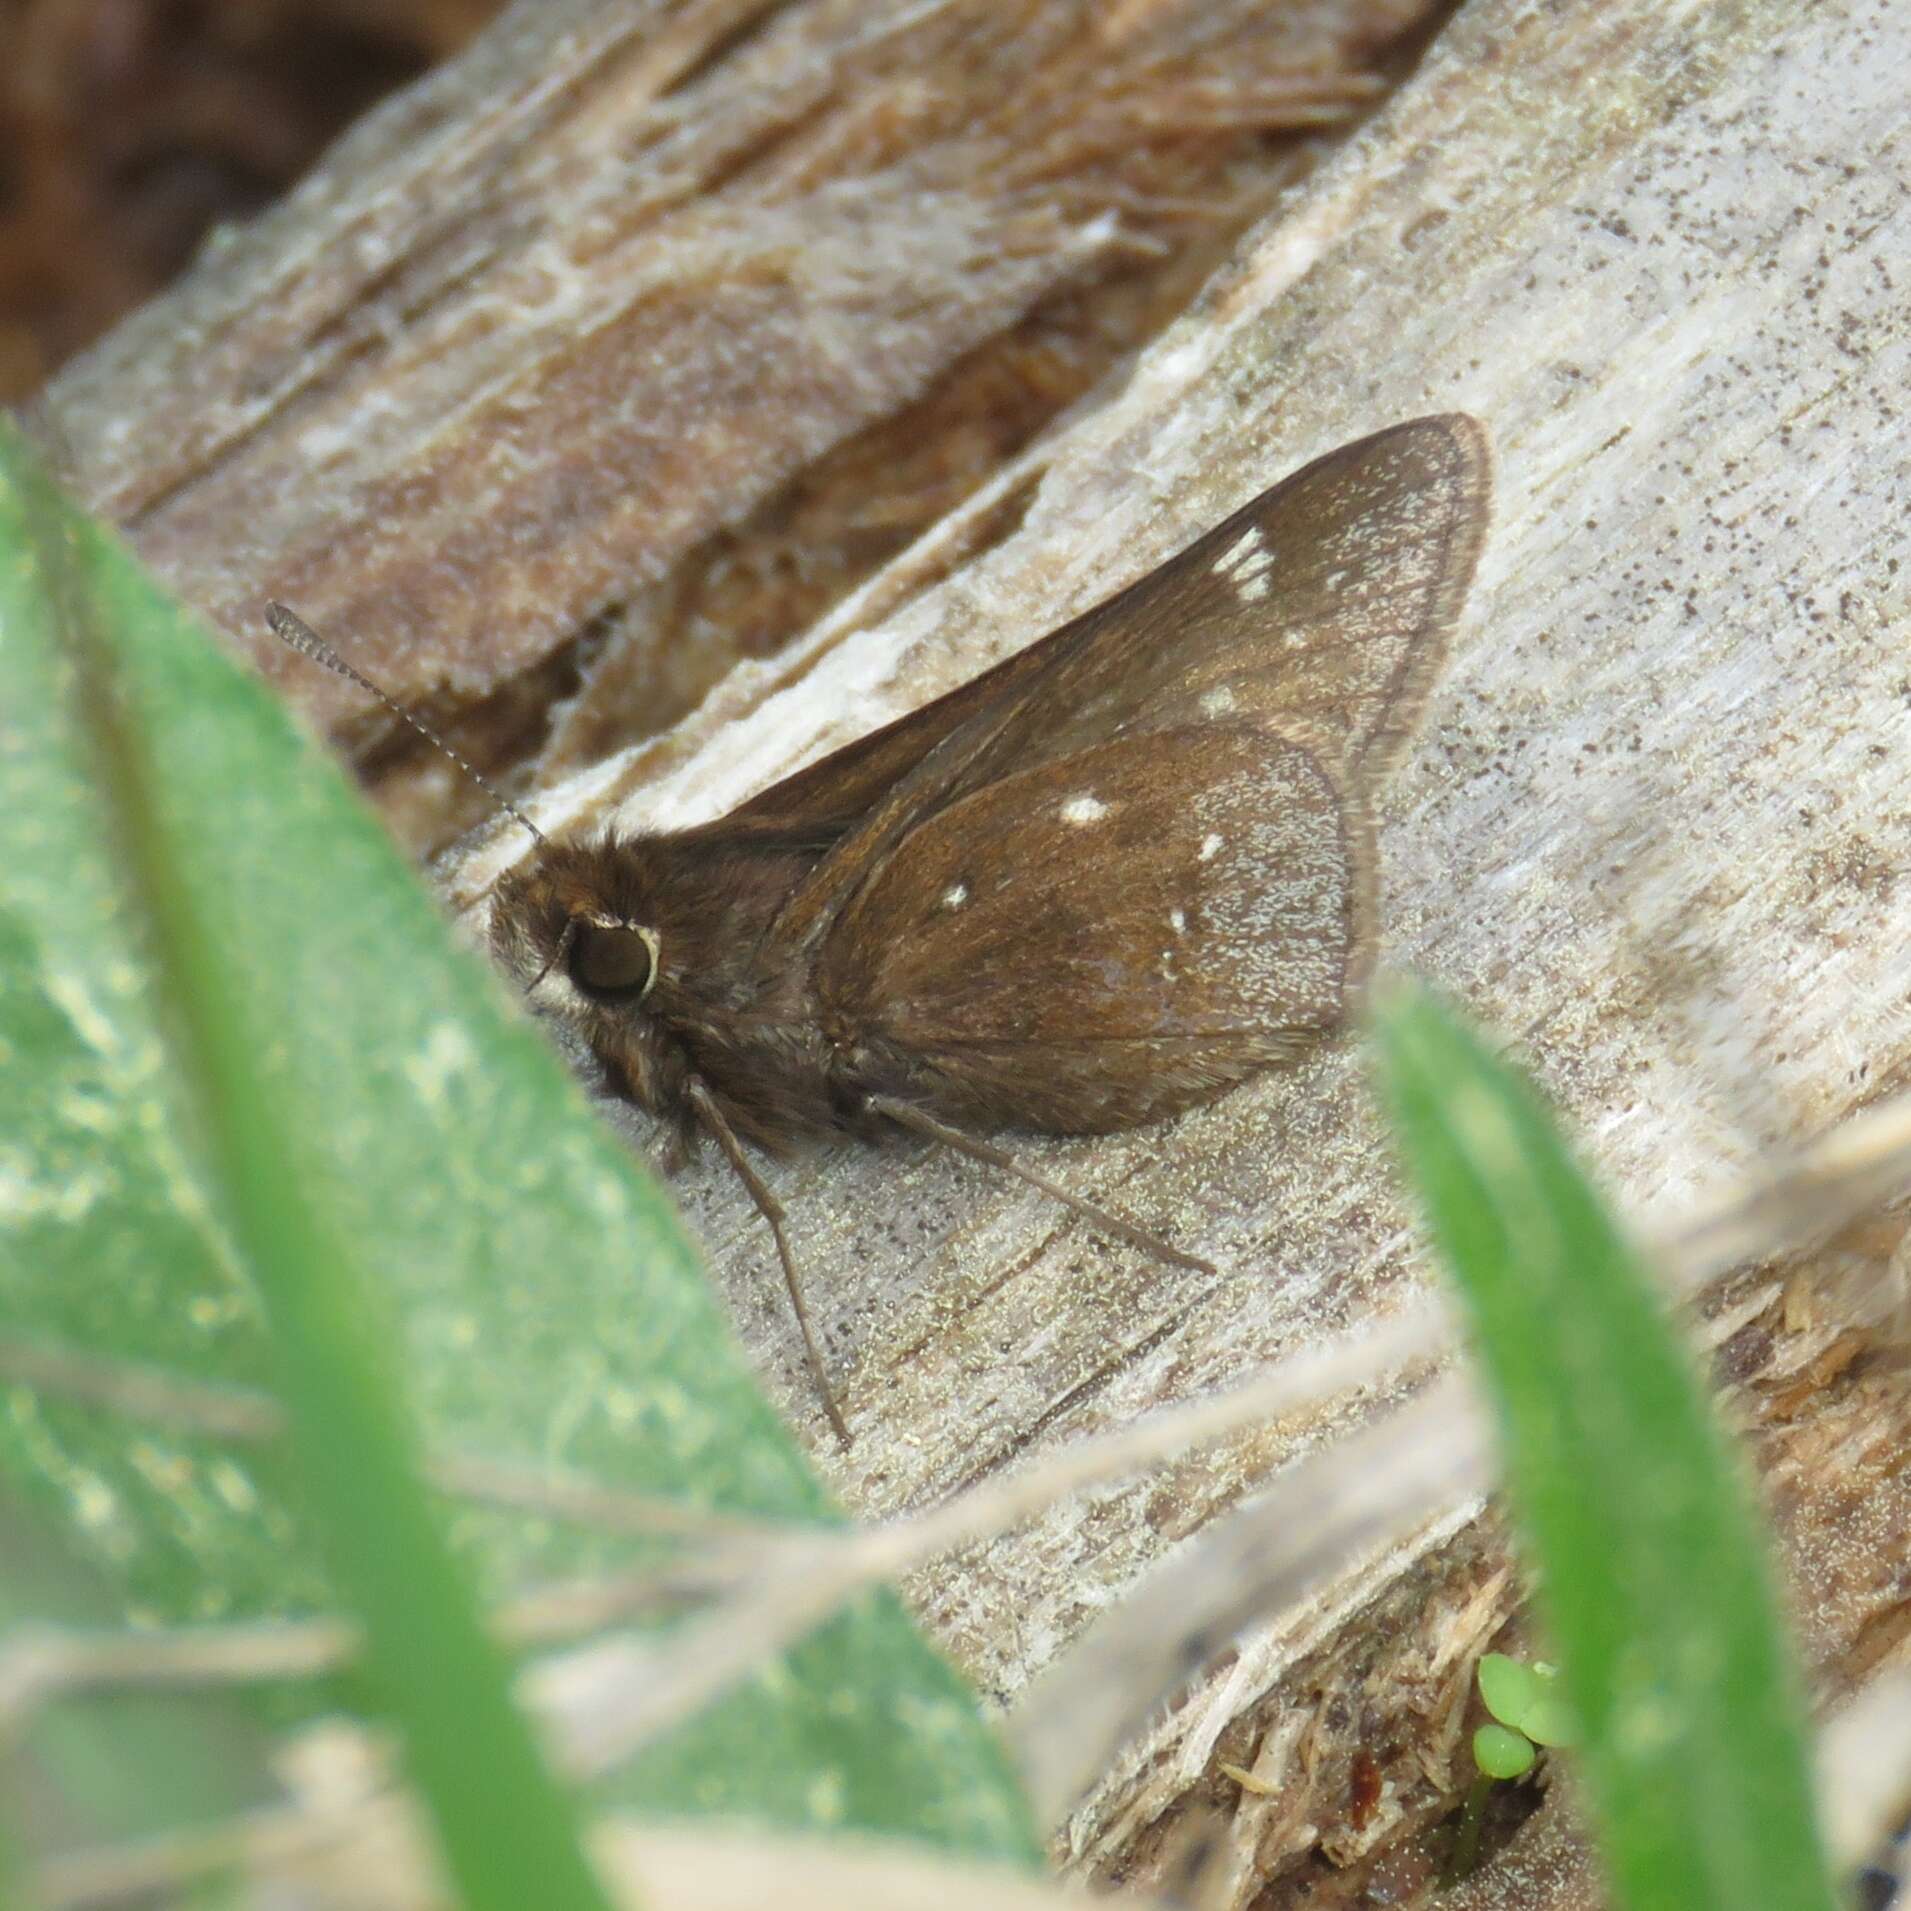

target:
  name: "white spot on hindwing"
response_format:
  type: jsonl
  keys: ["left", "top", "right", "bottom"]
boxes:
{"left": 1199, "top": 833, "right": 1224, "bottom": 862}
{"left": 1169, "top": 909, "right": 1187, "bottom": 933}
{"left": 1200, "top": 686, "right": 1237, "bottom": 717}
{"left": 939, "top": 882, "right": 968, "bottom": 910}
{"left": 1213, "top": 526, "right": 1276, "bottom": 602}
{"left": 1061, "top": 794, "right": 1108, "bottom": 825}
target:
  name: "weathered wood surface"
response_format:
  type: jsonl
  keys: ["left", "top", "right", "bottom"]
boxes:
{"left": 35, "top": 0, "right": 1911, "bottom": 1904}
{"left": 38, "top": 0, "right": 1421, "bottom": 851}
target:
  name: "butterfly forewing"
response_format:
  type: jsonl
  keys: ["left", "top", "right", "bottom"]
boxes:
{"left": 765, "top": 415, "right": 1486, "bottom": 959}
{"left": 942, "top": 413, "right": 1488, "bottom": 779}
{"left": 1091, "top": 413, "right": 1490, "bottom": 780}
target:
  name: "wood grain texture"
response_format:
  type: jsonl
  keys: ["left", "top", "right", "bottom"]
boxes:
{"left": 36, "top": 0, "right": 1911, "bottom": 1903}
{"left": 462, "top": 2, "right": 1903, "bottom": 1900}
{"left": 35, "top": 0, "right": 1425, "bottom": 850}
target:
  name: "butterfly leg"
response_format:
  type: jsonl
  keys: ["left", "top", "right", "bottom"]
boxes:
{"left": 687, "top": 1081, "right": 852, "bottom": 1447}
{"left": 865, "top": 1096, "right": 1215, "bottom": 1275}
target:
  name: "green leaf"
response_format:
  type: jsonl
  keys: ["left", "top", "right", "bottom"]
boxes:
{"left": 1521, "top": 1688, "right": 1579, "bottom": 1750}
{"left": 1477, "top": 1652, "right": 1578, "bottom": 1747}
{"left": 0, "top": 421, "right": 1037, "bottom": 1868}
{"left": 1373, "top": 984, "right": 1836, "bottom": 1911}
{"left": 30, "top": 445, "right": 617, "bottom": 1911}
{"left": 0, "top": 1492, "right": 279, "bottom": 1864}
{"left": 1472, "top": 1724, "right": 1536, "bottom": 1782}
{"left": 1476, "top": 1652, "right": 1540, "bottom": 1732}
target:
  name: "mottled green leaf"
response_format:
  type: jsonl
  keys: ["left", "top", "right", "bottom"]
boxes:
{"left": 0, "top": 419, "right": 1036, "bottom": 1868}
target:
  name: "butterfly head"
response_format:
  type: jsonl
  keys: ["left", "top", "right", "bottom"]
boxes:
{"left": 489, "top": 839, "right": 666, "bottom": 1004}
{"left": 488, "top": 837, "right": 695, "bottom": 1120}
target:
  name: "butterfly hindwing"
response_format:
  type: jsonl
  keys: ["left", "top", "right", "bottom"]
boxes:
{"left": 816, "top": 724, "right": 1364, "bottom": 1130}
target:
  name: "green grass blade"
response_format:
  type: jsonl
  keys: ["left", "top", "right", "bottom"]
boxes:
{"left": 0, "top": 417, "right": 1036, "bottom": 1866}
{"left": 8, "top": 435, "right": 616, "bottom": 1911}
{"left": 1372, "top": 984, "right": 1837, "bottom": 1911}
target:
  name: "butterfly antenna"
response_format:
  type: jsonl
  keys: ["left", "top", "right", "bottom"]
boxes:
{"left": 266, "top": 602, "right": 548, "bottom": 849}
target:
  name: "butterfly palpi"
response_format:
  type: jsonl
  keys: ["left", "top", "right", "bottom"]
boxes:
{"left": 272, "top": 415, "right": 1490, "bottom": 1442}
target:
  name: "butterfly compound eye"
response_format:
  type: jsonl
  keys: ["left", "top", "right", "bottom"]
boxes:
{"left": 569, "top": 920, "right": 660, "bottom": 999}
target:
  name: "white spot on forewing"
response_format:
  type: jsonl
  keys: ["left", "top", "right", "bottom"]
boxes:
{"left": 1213, "top": 525, "right": 1276, "bottom": 602}
{"left": 1170, "top": 909, "right": 1187, "bottom": 933}
{"left": 1215, "top": 527, "right": 1271, "bottom": 577}
{"left": 940, "top": 882, "right": 969, "bottom": 910}
{"left": 1199, "top": 833, "right": 1224, "bottom": 862}
{"left": 1061, "top": 795, "right": 1108, "bottom": 825}
{"left": 1200, "top": 686, "right": 1237, "bottom": 716}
